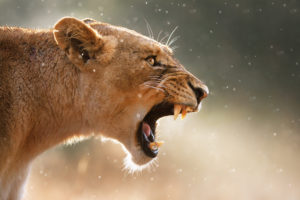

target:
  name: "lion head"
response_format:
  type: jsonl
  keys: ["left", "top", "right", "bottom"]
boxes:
{"left": 53, "top": 17, "right": 208, "bottom": 169}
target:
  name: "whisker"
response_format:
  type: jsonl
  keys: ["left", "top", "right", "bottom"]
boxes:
{"left": 144, "top": 18, "right": 154, "bottom": 39}
{"left": 159, "top": 33, "right": 169, "bottom": 43}
{"left": 170, "top": 45, "right": 179, "bottom": 51}
{"left": 166, "top": 26, "right": 178, "bottom": 46}
{"left": 156, "top": 30, "right": 162, "bottom": 41}
{"left": 142, "top": 84, "right": 165, "bottom": 93}
{"left": 168, "top": 35, "right": 180, "bottom": 47}
{"left": 143, "top": 81, "right": 166, "bottom": 88}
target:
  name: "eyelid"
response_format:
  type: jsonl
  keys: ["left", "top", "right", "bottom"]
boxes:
{"left": 145, "top": 55, "right": 161, "bottom": 66}
{"left": 145, "top": 55, "right": 156, "bottom": 60}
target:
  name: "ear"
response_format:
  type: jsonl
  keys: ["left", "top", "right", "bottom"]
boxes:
{"left": 53, "top": 17, "right": 103, "bottom": 68}
{"left": 83, "top": 18, "right": 97, "bottom": 24}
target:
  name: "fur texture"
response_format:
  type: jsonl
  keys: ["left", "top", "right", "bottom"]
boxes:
{"left": 0, "top": 17, "right": 208, "bottom": 200}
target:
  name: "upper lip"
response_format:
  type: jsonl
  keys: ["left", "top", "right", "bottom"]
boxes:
{"left": 136, "top": 101, "right": 198, "bottom": 158}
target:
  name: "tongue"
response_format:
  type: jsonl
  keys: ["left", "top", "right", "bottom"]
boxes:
{"left": 142, "top": 122, "right": 151, "bottom": 137}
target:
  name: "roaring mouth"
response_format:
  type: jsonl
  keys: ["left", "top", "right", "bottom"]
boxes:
{"left": 137, "top": 102, "right": 196, "bottom": 158}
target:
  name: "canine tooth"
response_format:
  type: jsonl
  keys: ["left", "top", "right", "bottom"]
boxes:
{"left": 149, "top": 141, "right": 164, "bottom": 150}
{"left": 149, "top": 142, "right": 158, "bottom": 150}
{"left": 155, "top": 141, "right": 164, "bottom": 147}
{"left": 174, "top": 104, "right": 182, "bottom": 120}
{"left": 181, "top": 106, "right": 187, "bottom": 119}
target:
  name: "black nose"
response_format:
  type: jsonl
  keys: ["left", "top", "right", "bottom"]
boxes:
{"left": 188, "top": 82, "right": 208, "bottom": 104}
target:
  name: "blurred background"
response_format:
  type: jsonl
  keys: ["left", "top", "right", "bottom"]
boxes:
{"left": 1, "top": 0, "right": 300, "bottom": 199}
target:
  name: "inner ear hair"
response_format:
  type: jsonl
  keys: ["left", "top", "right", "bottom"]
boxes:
{"left": 69, "top": 38, "right": 90, "bottom": 63}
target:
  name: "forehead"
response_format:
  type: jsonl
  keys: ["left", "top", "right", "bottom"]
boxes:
{"left": 91, "top": 22, "right": 173, "bottom": 55}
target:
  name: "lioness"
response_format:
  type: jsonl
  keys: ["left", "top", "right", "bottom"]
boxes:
{"left": 0, "top": 17, "right": 208, "bottom": 200}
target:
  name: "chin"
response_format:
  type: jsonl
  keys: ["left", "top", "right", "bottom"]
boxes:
{"left": 106, "top": 100, "right": 201, "bottom": 173}
{"left": 122, "top": 144, "right": 158, "bottom": 173}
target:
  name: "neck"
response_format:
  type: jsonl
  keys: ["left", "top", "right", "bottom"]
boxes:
{"left": 0, "top": 27, "right": 91, "bottom": 199}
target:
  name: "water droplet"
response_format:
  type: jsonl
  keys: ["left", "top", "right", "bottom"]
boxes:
{"left": 136, "top": 113, "right": 141, "bottom": 119}
{"left": 230, "top": 168, "right": 236, "bottom": 173}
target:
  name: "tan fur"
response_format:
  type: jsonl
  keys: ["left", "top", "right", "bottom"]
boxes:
{"left": 0, "top": 17, "right": 208, "bottom": 200}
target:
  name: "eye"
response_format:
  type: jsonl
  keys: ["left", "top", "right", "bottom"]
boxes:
{"left": 145, "top": 56, "right": 160, "bottom": 67}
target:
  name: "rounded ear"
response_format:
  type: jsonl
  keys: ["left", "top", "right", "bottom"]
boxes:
{"left": 53, "top": 17, "right": 103, "bottom": 67}
{"left": 83, "top": 18, "right": 97, "bottom": 24}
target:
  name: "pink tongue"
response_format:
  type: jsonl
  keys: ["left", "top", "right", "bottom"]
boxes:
{"left": 142, "top": 122, "right": 151, "bottom": 137}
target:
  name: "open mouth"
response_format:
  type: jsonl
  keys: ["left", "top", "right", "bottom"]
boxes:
{"left": 137, "top": 102, "right": 195, "bottom": 158}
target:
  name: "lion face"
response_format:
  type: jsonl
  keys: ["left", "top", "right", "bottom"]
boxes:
{"left": 54, "top": 17, "right": 208, "bottom": 168}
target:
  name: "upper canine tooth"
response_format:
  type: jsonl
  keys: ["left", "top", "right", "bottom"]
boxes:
{"left": 174, "top": 104, "right": 182, "bottom": 120}
{"left": 181, "top": 106, "right": 187, "bottom": 119}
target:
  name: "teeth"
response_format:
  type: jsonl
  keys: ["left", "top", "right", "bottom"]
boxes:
{"left": 174, "top": 104, "right": 182, "bottom": 120}
{"left": 174, "top": 104, "right": 194, "bottom": 120}
{"left": 155, "top": 141, "right": 164, "bottom": 147}
{"left": 181, "top": 106, "right": 187, "bottom": 119}
{"left": 149, "top": 141, "right": 164, "bottom": 150}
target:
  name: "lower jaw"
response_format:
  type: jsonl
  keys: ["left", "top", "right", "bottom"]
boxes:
{"left": 137, "top": 121, "right": 158, "bottom": 158}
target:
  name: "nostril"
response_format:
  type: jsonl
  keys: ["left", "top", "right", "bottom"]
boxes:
{"left": 195, "top": 88, "right": 205, "bottom": 102}
{"left": 188, "top": 82, "right": 208, "bottom": 104}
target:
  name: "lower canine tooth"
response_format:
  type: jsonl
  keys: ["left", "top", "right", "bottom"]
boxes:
{"left": 149, "top": 142, "right": 158, "bottom": 150}
{"left": 174, "top": 104, "right": 181, "bottom": 120}
{"left": 149, "top": 141, "right": 164, "bottom": 150}
{"left": 155, "top": 141, "right": 164, "bottom": 147}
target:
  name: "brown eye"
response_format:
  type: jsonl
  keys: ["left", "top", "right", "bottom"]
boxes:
{"left": 145, "top": 56, "right": 160, "bottom": 67}
{"left": 146, "top": 56, "right": 155, "bottom": 66}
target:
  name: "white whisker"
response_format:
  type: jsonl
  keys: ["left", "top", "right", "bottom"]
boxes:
{"left": 166, "top": 26, "right": 178, "bottom": 46}
{"left": 168, "top": 35, "right": 180, "bottom": 47}
{"left": 170, "top": 45, "right": 179, "bottom": 51}
{"left": 144, "top": 18, "right": 154, "bottom": 39}
{"left": 159, "top": 33, "right": 169, "bottom": 43}
{"left": 142, "top": 84, "right": 165, "bottom": 92}
{"left": 156, "top": 30, "right": 162, "bottom": 41}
